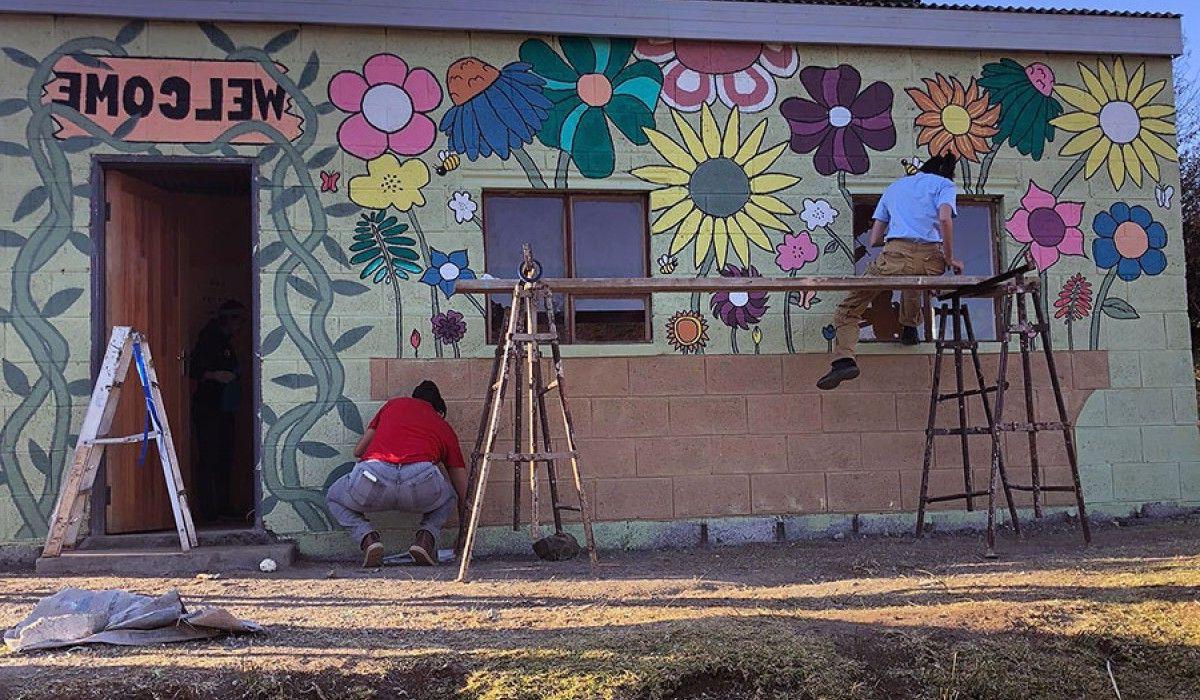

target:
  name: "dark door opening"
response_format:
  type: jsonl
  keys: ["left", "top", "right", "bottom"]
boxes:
{"left": 100, "top": 162, "right": 255, "bottom": 533}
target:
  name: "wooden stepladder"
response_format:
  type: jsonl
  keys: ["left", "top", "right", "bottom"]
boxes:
{"left": 42, "top": 327, "right": 197, "bottom": 557}
{"left": 456, "top": 246, "right": 598, "bottom": 582}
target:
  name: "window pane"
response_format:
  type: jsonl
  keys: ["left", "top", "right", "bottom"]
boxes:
{"left": 570, "top": 196, "right": 649, "bottom": 342}
{"left": 484, "top": 194, "right": 566, "bottom": 341}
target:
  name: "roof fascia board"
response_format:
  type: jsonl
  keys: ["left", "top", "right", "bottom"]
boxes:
{"left": 0, "top": 1, "right": 1183, "bottom": 57}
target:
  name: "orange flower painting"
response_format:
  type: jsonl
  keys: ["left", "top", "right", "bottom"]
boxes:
{"left": 906, "top": 75, "right": 1001, "bottom": 162}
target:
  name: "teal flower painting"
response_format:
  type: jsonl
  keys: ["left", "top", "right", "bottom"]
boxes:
{"left": 519, "top": 36, "right": 663, "bottom": 178}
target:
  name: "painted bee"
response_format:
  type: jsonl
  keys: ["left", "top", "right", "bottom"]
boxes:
{"left": 435, "top": 149, "right": 461, "bottom": 176}
{"left": 657, "top": 253, "right": 678, "bottom": 275}
{"left": 901, "top": 156, "right": 925, "bottom": 176}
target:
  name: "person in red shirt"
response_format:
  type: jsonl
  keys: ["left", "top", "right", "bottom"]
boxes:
{"left": 325, "top": 381, "right": 468, "bottom": 567}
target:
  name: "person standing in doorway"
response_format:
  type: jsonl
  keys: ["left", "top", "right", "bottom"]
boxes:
{"left": 817, "top": 154, "right": 965, "bottom": 391}
{"left": 189, "top": 299, "right": 247, "bottom": 522}
{"left": 326, "top": 381, "right": 468, "bottom": 567}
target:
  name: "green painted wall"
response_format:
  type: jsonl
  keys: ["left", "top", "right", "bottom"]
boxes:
{"left": 0, "top": 15, "right": 1194, "bottom": 551}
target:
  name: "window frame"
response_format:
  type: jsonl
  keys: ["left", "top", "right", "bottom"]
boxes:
{"left": 851, "top": 192, "right": 1005, "bottom": 341}
{"left": 481, "top": 189, "right": 653, "bottom": 345}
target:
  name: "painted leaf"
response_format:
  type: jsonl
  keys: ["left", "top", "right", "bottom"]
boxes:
{"left": 315, "top": 101, "right": 337, "bottom": 115}
{"left": 260, "top": 326, "right": 286, "bottom": 355}
{"left": 72, "top": 184, "right": 91, "bottom": 199}
{"left": 259, "top": 496, "right": 278, "bottom": 519}
{"left": 257, "top": 240, "right": 286, "bottom": 267}
{"left": 115, "top": 20, "right": 146, "bottom": 46}
{"left": 306, "top": 145, "right": 339, "bottom": 170}
{"left": 13, "top": 186, "right": 46, "bottom": 222}
{"left": 0, "top": 98, "right": 25, "bottom": 117}
{"left": 261, "top": 404, "right": 278, "bottom": 426}
{"left": 68, "top": 231, "right": 92, "bottom": 255}
{"left": 0, "top": 306, "right": 9, "bottom": 323}
{"left": 288, "top": 275, "right": 319, "bottom": 300}
{"left": 2, "top": 359, "right": 30, "bottom": 397}
{"left": 1101, "top": 297, "right": 1139, "bottom": 320}
{"left": 70, "top": 53, "right": 112, "bottom": 70}
{"left": 219, "top": 144, "right": 238, "bottom": 157}
{"left": 199, "top": 22, "right": 236, "bottom": 53}
{"left": 298, "top": 441, "right": 338, "bottom": 458}
{"left": 0, "top": 230, "right": 26, "bottom": 247}
{"left": 0, "top": 141, "right": 30, "bottom": 157}
{"left": 333, "top": 325, "right": 372, "bottom": 352}
{"left": 823, "top": 240, "right": 839, "bottom": 254}
{"left": 324, "top": 461, "right": 355, "bottom": 491}
{"left": 28, "top": 440, "right": 50, "bottom": 475}
{"left": 324, "top": 202, "right": 360, "bottom": 218}
{"left": 263, "top": 28, "right": 299, "bottom": 53}
{"left": 337, "top": 397, "right": 364, "bottom": 434}
{"left": 62, "top": 137, "right": 98, "bottom": 153}
{"left": 321, "top": 236, "right": 350, "bottom": 267}
{"left": 2, "top": 47, "right": 38, "bottom": 69}
{"left": 331, "top": 280, "right": 369, "bottom": 297}
{"left": 67, "top": 378, "right": 93, "bottom": 397}
{"left": 41, "top": 288, "right": 83, "bottom": 318}
{"left": 297, "top": 51, "right": 320, "bottom": 90}
{"left": 113, "top": 116, "right": 139, "bottom": 139}
{"left": 272, "top": 373, "right": 317, "bottom": 389}
{"left": 270, "top": 186, "right": 306, "bottom": 213}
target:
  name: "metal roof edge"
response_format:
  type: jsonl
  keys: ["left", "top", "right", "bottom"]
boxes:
{"left": 0, "top": 0, "right": 1184, "bottom": 57}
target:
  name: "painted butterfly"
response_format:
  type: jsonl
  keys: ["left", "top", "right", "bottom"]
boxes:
{"left": 320, "top": 170, "right": 340, "bottom": 193}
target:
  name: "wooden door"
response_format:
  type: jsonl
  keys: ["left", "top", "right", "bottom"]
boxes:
{"left": 104, "top": 170, "right": 186, "bottom": 533}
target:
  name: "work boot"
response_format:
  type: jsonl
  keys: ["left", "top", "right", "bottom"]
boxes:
{"left": 900, "top": 325, "right": 920, "bottom": 345}
{"left": 409, "top": 529, "right": 437, "bottom": 566}
{"left": 361, "top": 531, "right": 384, "bottom": 568}
{"left": 817, "top": 358, "right": 860, "bottom": 391}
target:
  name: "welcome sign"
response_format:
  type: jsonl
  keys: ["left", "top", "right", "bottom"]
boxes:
{"left": 43, "top": 56, "right": 304, "bottom": 144}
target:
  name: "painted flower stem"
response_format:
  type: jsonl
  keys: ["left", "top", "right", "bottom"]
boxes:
{"left": 836, "top": 171, "right": 853, "bottom": 211}
{"left": 554, "top": 150, "right": 571, "bottom": 189}
{"left": 730, "top": 326, "right": 739, "bottom": 354}
{"left": 783, "top": 270, "right": 797, "bottom": 354}
{"left": 1066, "top": 318, "right": 1075, "bottom": 351}
{"left": 363, "top": 217, "right": 405, "bottom": 357}
{"left": 1051, "top": 153, "right": 1088, "bottom": 198}
{"left": 512, "top": 147, "right": 548, "bottom": 189}
{"left": 467, "top": 293, "right": 488, "bottom": 318}
{"left": 961, "top": 159, "right": 973, "bottom": 192}
{"left": 407, "top": 211, "right": 444, "bottom": 358}
{"left": 1007, "top": 242, "right": 1032, "bottom": 272}
{"left": 822, "top": 225, "right": 855, "bottom": 266}
{"left": 1089, "top": 267, "right": 1118, "bottom": 350}
{"left": 975, "top": 144, "right": 999, "bottom": 194}
{"left": 690, "top": 253, "right": 716, "bottom": 313}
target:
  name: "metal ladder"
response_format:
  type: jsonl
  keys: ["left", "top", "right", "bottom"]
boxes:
{"left": 455, "top": 246, "right": 598, "bottom": 582}
{"left": 42, "top": 326, "right": 197, "bottom": 557}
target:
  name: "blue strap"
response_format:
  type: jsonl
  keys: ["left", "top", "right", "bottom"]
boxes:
{"left": 131, "top": 340, "right": 162, "bottom": 466}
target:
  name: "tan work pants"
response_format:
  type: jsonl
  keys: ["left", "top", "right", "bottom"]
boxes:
{"left": 832, "top": 239, "right": 947, "bottom": 361}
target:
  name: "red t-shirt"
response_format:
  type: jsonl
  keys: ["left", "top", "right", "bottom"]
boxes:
{"left": 362, "top": 397, "right": 466, "bottom": 469}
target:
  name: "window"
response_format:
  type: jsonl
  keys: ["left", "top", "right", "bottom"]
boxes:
{"left": 852, "top": 195, "right": 1001, "bottom": 341}
{"left": 483, "top": 192, "right": 651, "bottom": 343}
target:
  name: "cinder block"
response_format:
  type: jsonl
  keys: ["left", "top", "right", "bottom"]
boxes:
{"left": 575, "top": 438, "right": 637, "bottom": 479}
{"left": 861, "top": 431, "right": 925, "bottom": 470}
{"left": 635, "top": 436, "right": 714, "bottom": 477}
{"left": 1140, "top": 349, "right": 1195, "bottom": 388}
{"left": 821, "top": 392, "right": 897, "bottom": 432}
{"left": 591, "top": 397, "right": 669, "bottom": 438}
{"left": 385, "top": 358, "right": 473, "bottom": 400}
{"left": 667, "top": 396, "right": 747, "bottom": 435}
{"left": 1071, "top": 350, "right": 1113, "bottom": 390}
{"left": 1173, "top": 388, "right": 1200, "bottom": 424}
{"left": 788, "top": 432, "right": 860, "bottom": 472}
{"left": 1180, "top": 462, "right": 1200, "bottom": 501}
{"left": 1104, "top": 352, "right": 1141, "bottom": 388}
{"left": 704, "top": 355, "right": 782, "bottom": 394}
{"left": 561, "top": 357, "right": 630, "bottom": 397}
{"left": 628, "top": 355, "right": 706, "bottom": 395}
{"left": 710, "top": 435, "right": 788, "bottom": 474}
{"left": 1111, "top": 462, "right": 1181, "bottom": 502}
{"left": 1078, "top": 462, "right": 1114, "bottom": 504}
{"left": 1104, "top": 389, "right": 1175, "bottom": 427}
{"left": 750, "top": 473, "right": 826, "bottom": 513}
{"left": 1141, "top": 425, "right": 1200, "bottom": 463}
{"left": 899, "top": 467, "right": 990, "bottom": 511}
{"left": 746, "top": 393, "right": 822, "bottom": 435}
{"left": 1074, "top": 426, "right": 1142, "bottom": 466}
{"left": 780, "top": 354, "right": 834, "bottom": 393}
{"left": 369, "top": 358, "right": 388, "bottom": 401}
{"left": 855, "top": 355, "right": 933, "bottom": 393}
{"left": 673, "top": 475, "right": 751, "bottom": 517}
{"left": 826, "top": 471, "right": 902, "bottom": 512}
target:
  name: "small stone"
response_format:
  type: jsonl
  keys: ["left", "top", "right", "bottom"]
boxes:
{"left": 325, "top": 569, "right": 337, "bottom": 579}
{"left": 196, "top": 573, "right": 220, "bottom": 580}
{"left": 259, "top": 558, "right": 278, "bottom": 573}
{"left": 532, "top": 533, "right": 580, "bottom": 561}
{"left": 833, "top": 533, "right": 845, "bottom": 541}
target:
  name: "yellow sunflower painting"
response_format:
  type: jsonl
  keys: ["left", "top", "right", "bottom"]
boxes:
{"left": 633, "top": 105, "right": 800, "bottom": 269}
{"left": 1050, "top": 58, "right": 1177, "bottom": 190}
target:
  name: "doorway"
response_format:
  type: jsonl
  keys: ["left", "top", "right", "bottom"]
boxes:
{"left": 95, "top": 160, "right": 256, "bottom": 534}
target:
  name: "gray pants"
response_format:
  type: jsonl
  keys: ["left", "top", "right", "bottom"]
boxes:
{"left": 325, "top": 460, "right": 457, "bottom": 546}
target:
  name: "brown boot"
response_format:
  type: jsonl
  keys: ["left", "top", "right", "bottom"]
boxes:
{"left": 361, "top": 531, "right": 384, "bottom": 568}
{"left": 409, "top": 529, "right": 437, "bottom": 566}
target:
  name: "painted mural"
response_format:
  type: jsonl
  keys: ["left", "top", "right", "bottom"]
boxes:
{"left": 0, "top": 18, "right": 1185, "bottom": 542}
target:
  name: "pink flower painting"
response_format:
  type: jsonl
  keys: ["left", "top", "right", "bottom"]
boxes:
{"left": 775, "top": 231, "right": 820, "bottom": 273}
{"left": 328, "top": 54, "right": 443, "bottom": 160}
{"left": 1005, "top": 181, "right": 1085, "bottom": 272}
{"left": 634, "top": 40, "right": 797, "bottom": 113}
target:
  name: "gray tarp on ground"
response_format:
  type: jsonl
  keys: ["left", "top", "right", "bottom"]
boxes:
{"left": 4, "top": 587, "right": 262, "bottom": 652}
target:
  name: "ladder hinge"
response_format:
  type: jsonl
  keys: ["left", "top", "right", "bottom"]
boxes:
{"left": 105, "top": 485, "right": 111, "bottom": 506}
{"left": 104, "top": 201, "right": 111, "bottom": 221}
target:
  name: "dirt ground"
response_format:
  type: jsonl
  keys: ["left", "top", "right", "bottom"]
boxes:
{"left": 1, "top": 516, "right": 1198, "bottom": 700}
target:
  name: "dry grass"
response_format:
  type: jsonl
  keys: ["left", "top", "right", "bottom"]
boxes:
{"left": 2, "top": 517, "right": 1199, "bottom": 699}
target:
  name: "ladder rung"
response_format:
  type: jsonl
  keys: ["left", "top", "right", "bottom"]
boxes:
{"left": 510, "top": 333, "right": 558, "bottom": 342}
{"left": 91, "top": 432, "right": 160, "bottom": 445}
{"left": 937, "top": 384, "right": 1005, "bottom": 401}
{"left": 540, "top": 380, "right": 559, "bottom": 394}
{"left": 1001, "top": 421, "right": 1068, "bottom": 432}
{"left": 555, "top": 505, "right": 581, "bottom": 512}
{"left": 928, "top": 426, "right": 994, "bottom": 436}
{"left": 935, "top": 341, "right": 979, "bottom": 350}
{"left": 491, "top": 451, "right": 576, "bottom": 462}
{"left": 1007, "top": 484, "right": 1076, "bottom": 493}
{"left": 925, "top": 490, "right": 989, "bottom": 503}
